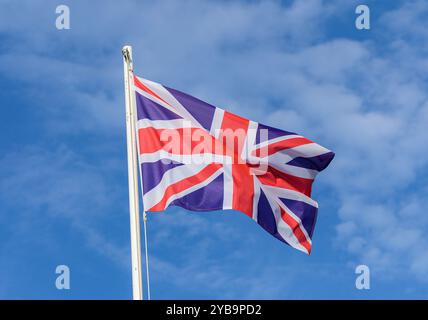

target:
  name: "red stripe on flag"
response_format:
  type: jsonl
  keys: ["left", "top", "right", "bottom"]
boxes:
{"left": 218, "top": 111, "right": 254, "bottom": 216}
{"left": 138, "top": 127, "right": 225, "bottom": 155}
{"left": 253, "top": 137, "right": 313, "bottom": 157}
{"left": 231, "top": 164, "right": 254, "bottom": 217}
{"left": 149, "top": 163, "right": 222, "bottom": 211}
{"left": 280, "top": 207, "right": 312, "bottom": 254}
{"left": 258, "top": 165, "right": 313, "bottom": 196}
{"left": 134, "top": 76, "right": 171, "bottom": 107}
{"left": 219, "top": 111, "right": 249, "bottom": 160}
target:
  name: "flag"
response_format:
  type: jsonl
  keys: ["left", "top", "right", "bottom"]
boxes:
{"left": 133, "top": 75, "right": 334, "bottom": 254}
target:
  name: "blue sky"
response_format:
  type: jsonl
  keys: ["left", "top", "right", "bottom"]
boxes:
{"left": 0, "top": 0, "right": 427, "bottom": 299}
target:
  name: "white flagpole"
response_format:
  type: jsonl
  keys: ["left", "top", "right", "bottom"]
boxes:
{"left": 122, "top": 45, "right": 143, "bottom": 300}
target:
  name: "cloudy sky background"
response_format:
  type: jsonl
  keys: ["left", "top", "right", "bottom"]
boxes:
{"left": 0, "top": 0, "right": 427, "bottom": 299}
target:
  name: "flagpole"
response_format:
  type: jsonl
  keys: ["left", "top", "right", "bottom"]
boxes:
{"left": 122, "top": 45, "right": 143, "bottom": 300}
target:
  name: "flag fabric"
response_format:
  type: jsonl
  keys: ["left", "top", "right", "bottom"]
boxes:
{"left": 133, "top": 75, "right": 334, "bottom": 254}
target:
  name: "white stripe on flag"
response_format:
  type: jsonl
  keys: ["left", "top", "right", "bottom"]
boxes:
{"left": 261, "top": 184, "right": 319, "bottom": 208}
{"left": 142, "top": 163, "right": 210, "bottom": 209}
{"left": 140, "top": 150, "right": 231, "bottom": 165}
{"left": 138, "top": 77, "right": 204, "bottom": 130}
{"left": 210, "top": 107, "right": 225, "bottom": 139}
{"left": 137, "top": 118, "right": 191, "bottom": 130}
{"left": 222, "top": 163, "right": 233, "bottom": 210}
{"left": 160, "top": 166, "right": 223, "bottom": 210}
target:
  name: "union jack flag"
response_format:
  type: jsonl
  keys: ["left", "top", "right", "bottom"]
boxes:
{"left": 133, "top": 75, "right": 334, "bottom": 254}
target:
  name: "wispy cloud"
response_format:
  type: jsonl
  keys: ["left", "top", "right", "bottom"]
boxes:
{"left": 0, "top": 146, "right": 130, "bottom": 269}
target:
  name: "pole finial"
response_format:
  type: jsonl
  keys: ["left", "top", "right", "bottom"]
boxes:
{"left": 122, "top": 45, "right": 132, "bottom": 63}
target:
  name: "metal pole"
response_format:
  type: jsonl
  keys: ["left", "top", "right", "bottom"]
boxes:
{"left": 130, "top": 62, "right": 152, "bottom": 301}
{"left": 142, "top": 213, "right": 151, "bottom": 299}
{"left": 122, "top": 45, "right": 143, "bottom": 300}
